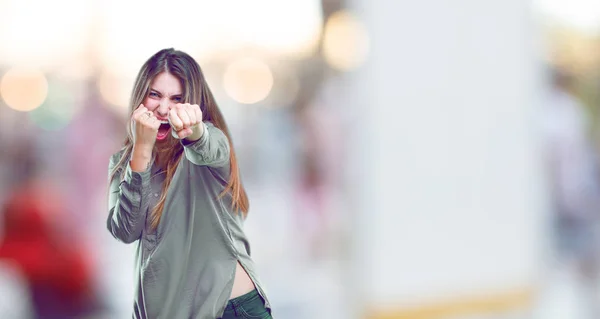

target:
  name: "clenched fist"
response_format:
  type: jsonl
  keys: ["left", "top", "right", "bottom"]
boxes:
{"left": 132, "top": 104, "right": 160, "bottom": 148}
{"left": 169, "top": 103, "right": 204, "bottom": 140}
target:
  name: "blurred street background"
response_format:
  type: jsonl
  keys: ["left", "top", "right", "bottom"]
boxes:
{"left": 1, "top": 0, "right": 600, "bottom": 318}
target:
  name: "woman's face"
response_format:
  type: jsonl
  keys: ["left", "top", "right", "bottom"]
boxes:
{"left": 143, "top": 72, "right": 183, "bottom": 141}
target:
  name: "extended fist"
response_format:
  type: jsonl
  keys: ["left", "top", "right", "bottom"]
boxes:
{"left": 169, "top": 103, "right": 203, "bottom": 140}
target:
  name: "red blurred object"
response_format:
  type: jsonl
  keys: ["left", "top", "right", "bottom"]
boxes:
{"left": 0, "top": 180, "right": 96, "bottom": 317}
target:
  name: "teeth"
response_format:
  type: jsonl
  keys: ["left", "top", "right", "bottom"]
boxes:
{"left": 159, "top": 120, "right": 169, "bottom": 124}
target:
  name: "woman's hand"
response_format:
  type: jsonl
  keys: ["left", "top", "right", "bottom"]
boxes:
{"left": 132, "top": 104, "right": 160, "bottom": 148}
{"left": 169, "top": 103, "right": 204, "bottom": 141}
{"left": 131, "top": 104, "right": 159, "bottom": 171}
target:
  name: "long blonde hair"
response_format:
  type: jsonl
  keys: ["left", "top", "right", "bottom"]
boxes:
{"left": 109, "top": 48, "right": 249, "bottom": 230}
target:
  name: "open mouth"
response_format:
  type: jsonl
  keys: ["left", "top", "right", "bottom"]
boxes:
{"left": 156, "top": 121, "right": 171, "bottom": 140}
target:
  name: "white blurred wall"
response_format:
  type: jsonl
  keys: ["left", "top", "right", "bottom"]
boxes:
{"left": 347, "top": 0, "right": 549, "bottom": 316}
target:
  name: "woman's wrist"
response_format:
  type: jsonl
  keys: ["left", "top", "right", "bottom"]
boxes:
{"left": 184, "top": 122, "right": 205, "bottom": 143}
{"left": 131, "top": 144, "right": 153, "bottom": 172}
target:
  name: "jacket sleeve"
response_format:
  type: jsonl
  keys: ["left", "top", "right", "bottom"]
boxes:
{"left": 106, "top": 153, "right": 152, "bottom": 243}
{"left": 181, "top": 122, "right": 231, "bottom": 168}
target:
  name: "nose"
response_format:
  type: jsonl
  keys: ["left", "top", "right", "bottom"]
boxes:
{"left": 156, "top": 100, "right": 171, "bottom": 117}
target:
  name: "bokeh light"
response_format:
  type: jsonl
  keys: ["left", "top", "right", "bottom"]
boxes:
{"left": 97, "top": 70, "right": 133, "bottom": 117}
{"left": 322, "top": 10, "right": 370, "bottom": 71}
{"left": 0, "top": 67, "right": 48, "bottom": 112}
{"left": 29, "top": 81, "right": 79, "bottom": 131}
{"left": 223, "top": 58, "right": 274, "bottom": 104}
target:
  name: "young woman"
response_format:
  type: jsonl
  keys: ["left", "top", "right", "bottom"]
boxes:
{"left": 107, "top": 48, "right": 272, "bottom": 319}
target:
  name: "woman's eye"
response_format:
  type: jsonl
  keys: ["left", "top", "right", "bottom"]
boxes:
{"left": 149, "top": 92, "right": 159, "bottom": 97}
{"left": 173, "top": 97, "right": 182, "bottom": 102}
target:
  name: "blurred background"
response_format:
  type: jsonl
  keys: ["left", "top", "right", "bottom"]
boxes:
{"left": 1, "top": 0, "right": 600, "bottom": 318}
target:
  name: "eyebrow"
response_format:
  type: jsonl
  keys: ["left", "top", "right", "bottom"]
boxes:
{"left": 150, "top": 88, "right": 182, "bottom": 97}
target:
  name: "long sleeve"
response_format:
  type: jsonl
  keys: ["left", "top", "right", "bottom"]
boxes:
{"left": 181, "top": 122, "right": 230, "bottom": 168}
{"left": 106, "top": 153, "right": 152, "bottom": 243}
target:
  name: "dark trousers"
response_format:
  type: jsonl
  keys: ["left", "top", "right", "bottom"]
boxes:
{"left": 220, "top": 290, "right": 272, "bottom": 319}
